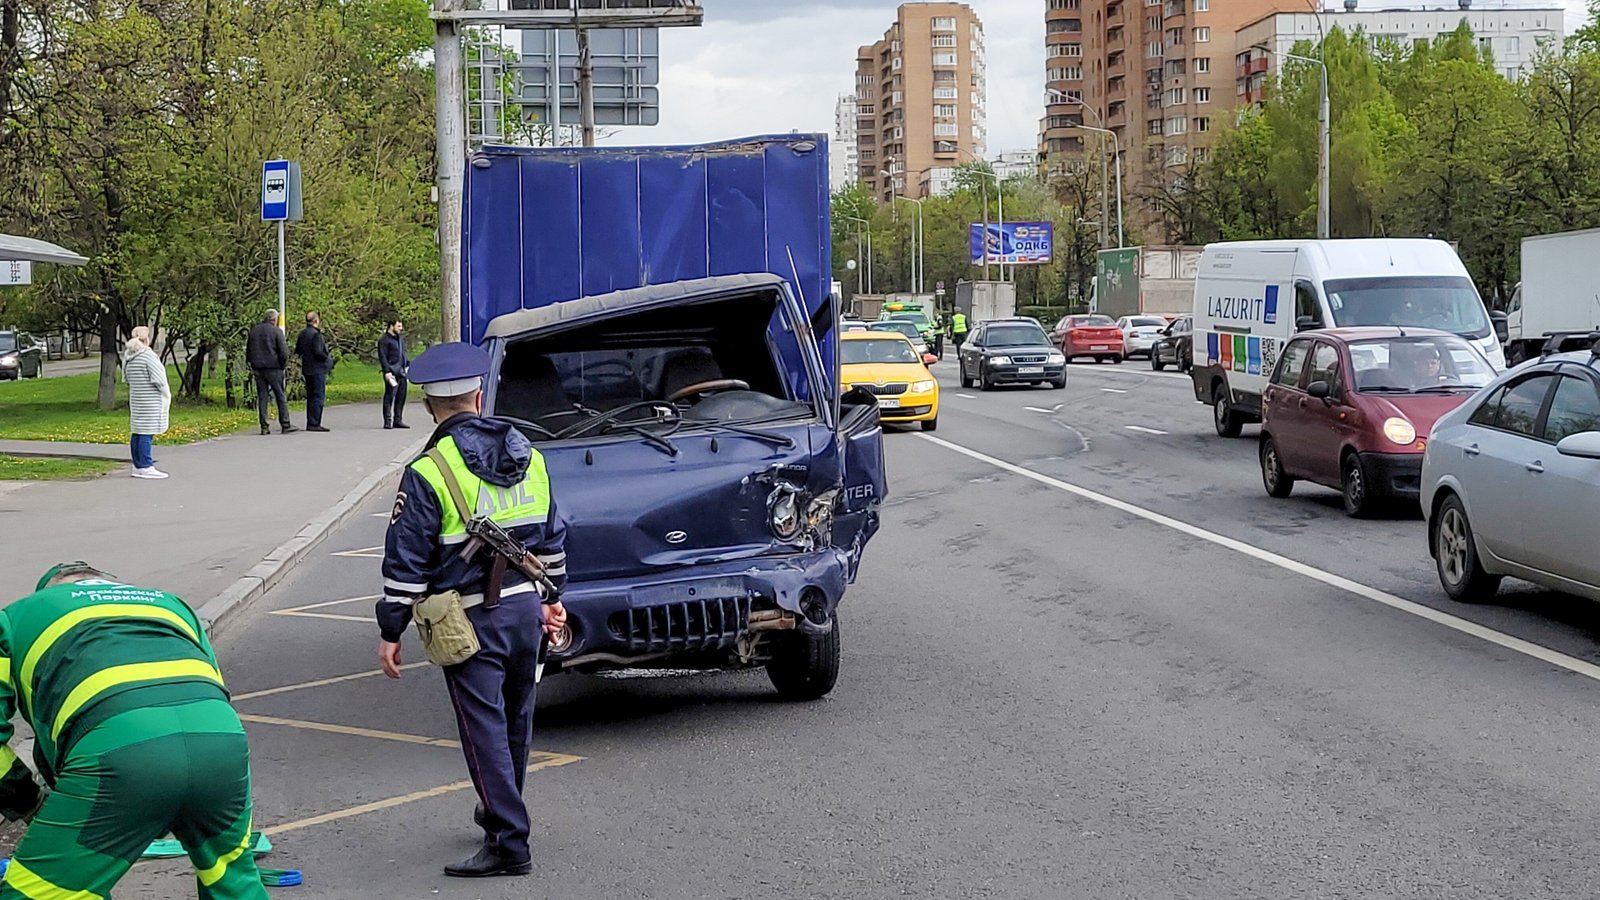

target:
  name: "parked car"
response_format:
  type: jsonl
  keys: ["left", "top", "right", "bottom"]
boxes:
{"left": 840, "top": 331, "right": 939, "bottom": 431}
{"left": 1422, "top": 347, "right": 1600, "bottom": 604}
{"left": 1052, "top": 314, "right": 1124, "bottom": 364}
{"left": 1150, "top": 315, "right": 1194, "bottom": 372}
{"left": 868, "top": 320, "right": 930, "bottom": 357}
{"left": 1258, "top": 328, "right": 1495, "bottom": 517}
{"left": 0, "top": 330, "right": 42, "bottom": 380}
{"left": 1117, "top": 315, "right": 1170, "bottom": 360}
{"left": 958, "top": 318, "right": 1066, "bottom": 391}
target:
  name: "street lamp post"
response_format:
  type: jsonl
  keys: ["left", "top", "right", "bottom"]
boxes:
{"left": 842, "top": 215, "right": 870, "bottom": 295}
{"left": 1046, "top": 89, "right": 1119, "bottom": 251}
{"left": 1258, "top": 44, "right": 1330, "bottom": 239}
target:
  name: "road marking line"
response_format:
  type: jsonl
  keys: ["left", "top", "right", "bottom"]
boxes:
{"left": 957, "top": 393, "right": 977, "bottom": 399}
{"left": 1101, "top": 388, "right": 1128, "bottom": 394}
{"left": 269, "top": 595, "right": 378, "bottom": 623}
{"left": 231, "top": 663, "right": 430, "bottom": 701}
{"left": 1053, "top": 403, "right": 1064, "bottom": 412}
{"left": 275, "top": 611, "right": 370, "bottom": 623}
{"left": 239, "top": 714, "right": 461, "bottom": 748}
{"left": 1125, "top": 425, "right": 1168, "bottom": 435}
{"left": 916, "top": 433, "right": 1600, "bottom": 684}
{"left": 261, "top": 753, "right": 585, "bottom": 837}
{"left": 1024, "top": 406, "right": 1054, "bottom": 414}
{"left": 331, "top": 546, "right": 384, "bottom": 558}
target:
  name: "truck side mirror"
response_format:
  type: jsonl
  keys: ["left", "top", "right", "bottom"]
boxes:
{"left": 1491, "top": 310, "right": 1509, "bottom": 343}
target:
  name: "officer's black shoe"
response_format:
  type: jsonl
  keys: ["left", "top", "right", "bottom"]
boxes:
{"left": 443, "top": 847, "right": 531, "bottom": 878}
{"left": 393, "top": 422, "right": 411, "bottom": 429}
{"left": 260, "top": 426, "right": 270, "bottom": 436}
{"left": 281, "top": 424, "right": 299, "bottom": 434}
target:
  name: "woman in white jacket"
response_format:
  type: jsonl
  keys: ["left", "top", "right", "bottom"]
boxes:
{"left": 123, "top": 326, "right": 171, "bottom": 479}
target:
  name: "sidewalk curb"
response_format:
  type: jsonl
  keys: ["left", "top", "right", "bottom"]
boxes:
{"left": 198, "top": 434, "right": 428, "bottom": 637}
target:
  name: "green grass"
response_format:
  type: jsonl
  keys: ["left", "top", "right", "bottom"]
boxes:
{"left": 0, "top": 360, "right": 388, "bottom": 445}
{"left": 0, "top": 454, "right": 123, "bottom": 481}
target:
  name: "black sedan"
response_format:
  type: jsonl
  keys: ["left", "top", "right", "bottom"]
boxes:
{"left": 0, "top": 331, "right": 42, "bottom": 380}
{"left": 1150, "top": 315, "right": 1193, "bottom": 373}
{"left": 957, "top": 319, "right": 1066, "bottom": 391}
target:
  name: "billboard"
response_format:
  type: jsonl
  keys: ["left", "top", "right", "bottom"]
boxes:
{"left": 969, "top": 222, "right": 1053, "bottom": 266}
{"left": 1096, "top": 248, "right": 1140, "bottom": 316}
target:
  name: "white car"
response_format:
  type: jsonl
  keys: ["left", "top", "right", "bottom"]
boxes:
{"left": 1421, "top": 350, "right": 1600, "bottom": 603}
{"left": 1117, "top": 315, "right": 1169, "bottom": 359}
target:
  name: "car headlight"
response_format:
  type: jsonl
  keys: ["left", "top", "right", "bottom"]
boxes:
{"left": 1383, "top": 417, "right": 1417, "bottom": 446}
{"left": 989, "top": 356, "right": 1011, "bottom": 366}
{"left": 912, "top": 379, "right": 936, "bottom": 393}
{"left": 0, "top": 354, "right": 15, "bottom": 365}
{"left": 1047, "top": 353, "right": 1065, "bottom": 364}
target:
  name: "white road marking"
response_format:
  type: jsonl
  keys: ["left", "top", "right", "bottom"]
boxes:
{"left": 331, "top": 546, "right": 384, "bottom": 558}
{"left": 1101, "top": 388, "right": 1128, "bottom": 394}
{"left": 957, "top": 393, "right": 977, "bottom": 399}
{"left": 1024, "top": 406, "right": 1055, "bottom": 414}
{"left": 1125, "top": 425, "right": 1169, "bottom": 435}
{"left": 1052, "top": 403, "right": 1065, "bottom": 412}
{"left": 1056, "top": 422, "right": 1091, "bottom": 453}
{"left": 916, "top": 433, "right": 1600, "bottom": 685}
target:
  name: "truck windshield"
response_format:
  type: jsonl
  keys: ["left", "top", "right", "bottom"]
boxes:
{"left": 1324, "top": 276, "right": 1491, "bottom": 340}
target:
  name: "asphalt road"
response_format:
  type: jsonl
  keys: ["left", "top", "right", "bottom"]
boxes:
{"left": 122, "top": 357, "right": 1600, "bottom": 898}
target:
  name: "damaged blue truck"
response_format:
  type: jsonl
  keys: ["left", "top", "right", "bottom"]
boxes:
{"left": 459, "top": 135, "right": 886, "bottom": 700}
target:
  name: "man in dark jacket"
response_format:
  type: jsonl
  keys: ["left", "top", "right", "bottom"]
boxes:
{"left": 378, "top": 319, "right": 409, "bottom": 429}
{"left": 246, "top": 308, "right": 297, "bottom": 435}
{"left": 294, "top": 311, "right": 333, "bottom": 432}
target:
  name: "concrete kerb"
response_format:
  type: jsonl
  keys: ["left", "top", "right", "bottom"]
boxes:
{"left": 198, "top": 433, "right": 428, "bottom": 637}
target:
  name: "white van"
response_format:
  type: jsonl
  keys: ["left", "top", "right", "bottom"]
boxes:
{"left": 1190, "top": 239, "right": 1504, "bottom": 436}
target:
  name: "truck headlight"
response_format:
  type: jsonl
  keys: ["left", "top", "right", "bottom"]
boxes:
{"left": 912, "top": 379, "right": 936, "bottom": 393}
{"left": 769, "top": 486, "right": 801, "bottom": 540}
{"left": 989, "top": 356, "right": 1011, "bottom": 366}
{"left": 1383, "top": 417, "right": 1417, "bottom": 446}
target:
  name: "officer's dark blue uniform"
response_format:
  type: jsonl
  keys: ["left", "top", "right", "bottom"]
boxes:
{"left": 375, "top": 343, "right": 567, "bottom": 879}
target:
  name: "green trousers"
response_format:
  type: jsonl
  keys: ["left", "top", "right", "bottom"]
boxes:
{"left": 0, "top": 698, "right": 267, "bottom": 900}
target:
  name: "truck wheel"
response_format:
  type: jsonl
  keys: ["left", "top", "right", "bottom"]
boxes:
{"left": 1213, "top": 382, "right": 1244, "bottom": 438}
{"left": 766, "top": 618, "right": 840, "bottom": 701}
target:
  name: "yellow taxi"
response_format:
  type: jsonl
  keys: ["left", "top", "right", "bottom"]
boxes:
{"left": 840, "top": 330, "right": 940, "bottom": 431}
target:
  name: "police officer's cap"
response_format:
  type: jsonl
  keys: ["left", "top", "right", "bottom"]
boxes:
{"left": 409, "top": 342, "right": 491, "bottom": 398}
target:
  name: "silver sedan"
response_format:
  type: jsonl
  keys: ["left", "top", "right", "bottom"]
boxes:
{"left": 1421, "top": 350, "right": 1600, "bottom": 604}
{"left": 1117, "top": 315, "right": 1169, "bottom": 360}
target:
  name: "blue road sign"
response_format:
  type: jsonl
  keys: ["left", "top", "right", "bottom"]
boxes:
{"left": 262, "top": 160, "right": 290, "bottom": 221}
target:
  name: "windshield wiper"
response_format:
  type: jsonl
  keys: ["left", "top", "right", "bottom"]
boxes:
{"left": 597, "top": 419, "right": 680, "bottom": 456}
{"left": 1412, "top": 385, "right": 1472, "bottom": 393}
{"left": 1359, "top": 385, "right": 1413, "bottom": 393}
{"left": 690, "top": 421, "right": 797, "bottom": 448}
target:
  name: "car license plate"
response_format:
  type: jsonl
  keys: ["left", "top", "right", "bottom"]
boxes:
{"left": 1091, "top": 345, "right": 1110, "bottom": 351}
{"left": 878, "top": 397, "right": 901, "bottom": 409}
{"left": 1018, "top": 366, "right": 1044, "bottom": 375}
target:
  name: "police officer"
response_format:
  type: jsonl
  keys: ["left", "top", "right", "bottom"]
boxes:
{"left": 951, "top": 310, "right": 969, "bottom": 350}
{"left": 375, "top": 343, "right": 568, "bottom": 879}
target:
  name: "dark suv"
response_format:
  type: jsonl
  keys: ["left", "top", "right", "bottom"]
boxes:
{"left": 958, "top": 318, "right": 1066, "bottom": 390}
{"left": 0, "top": 331, "right": 42, "bottom": 380}
{"left": 1150, "top": 315, "right": 1193, "bottom": 373}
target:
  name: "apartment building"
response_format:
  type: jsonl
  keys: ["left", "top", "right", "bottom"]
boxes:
{"left": 1044, "top": 0, "right": 1300, "bottom": 191}
{"left": 855, "top": 3, "right": 988, "bottom": 202}
{"left": 1237, "top": 1, "right": 1564, "bottom": 106}
{"left": 832, "top": 93, "right": 860, "bottom": 193}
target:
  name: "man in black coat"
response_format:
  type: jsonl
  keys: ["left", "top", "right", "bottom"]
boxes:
{"left": 295, "top": 311, "right": 333, "bottom": 432}
{"left": 247, "top": 308, "right": 297, "bottom": 435}
{"left": 377, "top": 319, "right": 410, "bottom": 429}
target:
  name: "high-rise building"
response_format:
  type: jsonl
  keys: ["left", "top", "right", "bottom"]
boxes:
{"left": 1043, "top": 0, "right": 1302, "bottom": 228}
{"left": 855, "top": 3, "right": 988, "bottom": 202}
{"left": 1237, "top": 2, "right": 1564, "bottom": 104}
{"left": 832, "top": 94, "right": 860, "bottom": 193}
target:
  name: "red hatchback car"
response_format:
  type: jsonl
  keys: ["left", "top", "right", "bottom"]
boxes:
{"left": 1052, "top": 314, "right": 1125, "bottom": 364}
{"left": 1258, "top": 328, "right": 1497, "bottom": 516}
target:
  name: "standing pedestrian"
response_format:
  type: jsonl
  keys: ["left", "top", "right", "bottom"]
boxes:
{"left": 0, "top": 562, "right": 269, "bottom": 900}
{"left": 246, "top": 309, "right": 296, "bottom": 436}
{"left": 378, "top": 319, "right": 410, "bottom": 430}
{"left": 294, "top": 311, "right": 333, "bottom": 433}
{"left": 122, "top": 326, "right": 171, "bottom": 480}
{"left": 376, "top": 343, "right": 568, "bottom": 879}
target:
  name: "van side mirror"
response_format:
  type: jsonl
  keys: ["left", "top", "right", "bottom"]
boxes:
{"left": 1307, "top": 380, "right": 1332, "bottom": 400}
{"left": 1556, "top": 431, "right": 1600, "bottom": 460}
{"left": 1296, "top": 316, "right": 1318, "bottom": 332}
{"left": 1490, "top": 310, "right": 1509, "bottom": 343}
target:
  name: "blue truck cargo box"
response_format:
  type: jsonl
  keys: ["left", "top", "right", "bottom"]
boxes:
{"left": 461, "top": 135, "right": 833, "bottom": 358}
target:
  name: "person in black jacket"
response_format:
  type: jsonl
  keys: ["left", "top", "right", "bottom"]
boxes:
{"left": 247, "top": 308, "right": 297, "bottom": 435}
{"left": 294, "top": 311, "right": 333, "bottom": 432}
{"left": 378, "top": 319, "right": 410, "bottom": 429}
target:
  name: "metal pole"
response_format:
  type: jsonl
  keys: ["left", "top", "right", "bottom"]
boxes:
{"left": 867, "top": 229, "right": 874, "bottom": 295}
{"left": 435, "top": 8, "right": 466, "bottom": 343}
{"left": 1317, "top": 63, "right": 1330, "bottom": 239}
{"left": 1114, "top": 142, "right": 1124, "bottom": 249}
{"left": 917, "top": 203, "right": 924, "bottom": 297}
{"left": 1098, "top": 136, "right": 1109, "bottom": 252}
{"left": 980, "top": 177, "right": 991, "bottom": 281}
{"left": 577, "top": 27, "right": 597, "bottom": 147}
{"left": 997, "top": 177, "right": 1005, "bottom": 284}
{"left": 276, "top": 219, "right": 286, "bottom": 327}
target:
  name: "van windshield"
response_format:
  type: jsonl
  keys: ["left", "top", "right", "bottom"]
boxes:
{"left": 1324, "top": 276, "right": 1491, "bottom": 340}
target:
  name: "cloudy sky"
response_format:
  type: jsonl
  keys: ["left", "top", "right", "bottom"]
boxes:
{"left": 608, "top": 0, "right": 1589, "bottom": 156}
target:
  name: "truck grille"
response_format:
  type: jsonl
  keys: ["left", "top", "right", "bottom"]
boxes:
{"left": 609, "top": 596, "right": 752, "bottom": 653}
{"left": 850, "top": 382, "right": 909, "bottom": 396}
